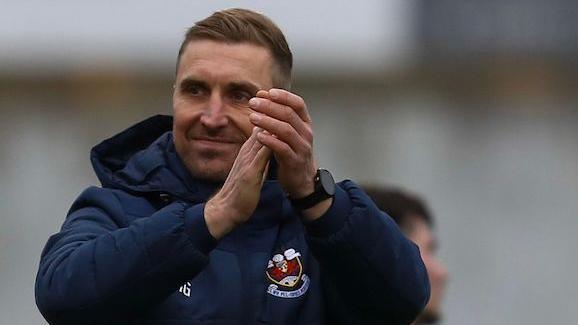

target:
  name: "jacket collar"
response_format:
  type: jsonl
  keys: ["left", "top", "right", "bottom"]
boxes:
{"left": 90, "top": 114, "right": 278, "bottom": 204}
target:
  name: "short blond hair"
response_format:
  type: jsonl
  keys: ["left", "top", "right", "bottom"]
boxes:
{"left": 176, "top": 8, "right": 293, "bottom": 88}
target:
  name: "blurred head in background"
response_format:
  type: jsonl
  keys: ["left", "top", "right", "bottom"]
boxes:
{"left": 364, "top": 186, "right": 448, "bottom": 324}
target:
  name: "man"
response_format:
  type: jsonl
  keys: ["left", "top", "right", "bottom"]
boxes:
{"left": 363, "top": 186, "right": 448, "bottom": 324}
{"left": 35, "top": 9, "right": 429, "bottom": 324}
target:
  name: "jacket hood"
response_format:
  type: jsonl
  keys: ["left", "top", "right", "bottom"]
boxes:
{"left": 91, "top": 115, "right": 205, "bottom": 201}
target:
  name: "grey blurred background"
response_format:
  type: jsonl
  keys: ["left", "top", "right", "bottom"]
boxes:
{"left": 2, "top": 1, "right": 578, "bottom": 324}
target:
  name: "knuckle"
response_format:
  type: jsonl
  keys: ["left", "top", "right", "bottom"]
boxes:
{"left": 240, "top": 173, "right": 253, "bottom": 184}
{"left": 296, "top": 96, "right": 305, "bottom": 108}
{"left": 266, "top": 99, "right": 274, "bottom": 112}
{"left": 293, "top": 94, "right": 306, "bottom": 109}
{"left": 281, "top": 125, "right": 294, "bottom": 139}
{"left": 302, "top": 142, "right": 312, "bottom": 155}
{"left": 280, "top": 142, "right": 292, "bottom": 155}
{"left": 296, "top": 150, "right": 308, "bottom": 162}
{"left": 281, "top": 106, "right": 293, "bottom": 121}
{"left": 303, "top": 127, "right": 313, "bottom": 142}
{"left": 278, "top": 89, "right": 289, "bottom": 102}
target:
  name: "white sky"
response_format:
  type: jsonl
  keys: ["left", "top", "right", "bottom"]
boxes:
{"left": 0, "top": 0, "right": 417, "bottom": 74}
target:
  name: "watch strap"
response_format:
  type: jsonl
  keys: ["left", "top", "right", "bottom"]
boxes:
{"left": 290, "top": 169, "right": 335, "bottom": 210}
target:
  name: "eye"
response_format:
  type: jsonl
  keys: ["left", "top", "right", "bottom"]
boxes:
{"left": 230, "top": 90, "right": 251, "bottom": 105}
{"left": 187, "top": 85, "right": 204, "bottom": 96}
{"left": 180, "top": 82, "right": 206, "bottom": 97}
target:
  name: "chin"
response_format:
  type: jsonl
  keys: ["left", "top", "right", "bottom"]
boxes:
{"left": 175, "top": 142, "right": 237, "bottom": 182}
{"left": 191, "top": 167, "right": 229, "bottom": 183}
{"left": 186, "top": 158, "right": 233, "bottom": 183}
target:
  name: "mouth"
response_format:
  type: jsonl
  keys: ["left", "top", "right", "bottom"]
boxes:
{"left": 193, "top": 137, "right": 241, "bottom": 144}
{"left": 191, "top": 137, "right": 242, "bottom": 151}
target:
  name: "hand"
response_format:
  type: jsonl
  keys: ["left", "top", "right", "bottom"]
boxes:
{"left": 204, "top": 127, "right": 271, "bottom": 239}
{"left": 248, "top": 89, "right": 317, "bottom": 199}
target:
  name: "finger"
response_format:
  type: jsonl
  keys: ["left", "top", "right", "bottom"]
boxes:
{"left": 251, "top": 145, "right": 272, "bottom": 183}
{"left": 256, "top": 130, "right": 299, "bottom": 163}
{"left": 260, "top": 161, "right": 270, "bottom": 186}
{"left": 256, "top": 90, "right": 270, "bottom": 99}
{"left": 245, "top": 126, "right": 260, "bottom": 145}
{"left": 248, "top": 98, "right": 312, "bottom": 143}
{"left": 253, "top": 145, "right": 271, "bottom": 169}
{"left": 249, "top": 113, "right": 310, "bottom": 153}
{"left": 245, "top": 127, "right": 266, "bottom": 157}
{"left": 236, "top": 127, "right": 261, "bottom": 163}
{"left": 268, "top": 88, "right": 311, "bottom": 123}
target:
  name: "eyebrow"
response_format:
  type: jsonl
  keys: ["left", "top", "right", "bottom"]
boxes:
{"left": 225, "top": 81, "right": 260, "bottom": 95}
{"left": 179, "top": 78, "right": 209, "bottom": 92}
{"left": 178, "top": 77, "right": 261, "bottom": 95}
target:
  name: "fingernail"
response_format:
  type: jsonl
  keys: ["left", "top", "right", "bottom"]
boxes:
{"left": 249, "top": 98, "right": 259, "bottom": 108}
{"left": 269, "top": 89, "right": 280, "bottom": 99}
{"left": 249, "top": 113, "right": 261, "bottom": 122}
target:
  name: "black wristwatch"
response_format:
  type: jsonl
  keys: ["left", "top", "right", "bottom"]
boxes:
{"left": 290, "top": 169, "right": 336, "bottom": 210}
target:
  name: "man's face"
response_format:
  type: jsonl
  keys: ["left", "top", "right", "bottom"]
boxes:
{"left": 173, "top": 40, "right": 275, "bottom": 181}
{"left": 406, "top": 217, "right": 448, "bottom": 324}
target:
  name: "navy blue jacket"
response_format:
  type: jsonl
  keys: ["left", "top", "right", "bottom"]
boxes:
{"left": 35, "top": 115, "right": 429, "bottom": 324}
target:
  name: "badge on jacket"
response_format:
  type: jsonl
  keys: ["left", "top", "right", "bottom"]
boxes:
{"left": 266, "top": 248, "right": 309, "bottom": 298}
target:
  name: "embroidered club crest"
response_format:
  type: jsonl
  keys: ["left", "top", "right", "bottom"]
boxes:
{"left": 266, "top": 248, "right": 309, "bottom": 298}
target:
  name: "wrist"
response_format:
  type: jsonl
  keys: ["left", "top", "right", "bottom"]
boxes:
{"left": 288, "top": 182, "right": 315, "bottom": 199}
{"left": 300, "top": 197, "right": 333, "bottom": 221}
{"left": 290, "top": 169, "right": 335, "bottom": 211}
{"left": 204, "top": 197, "right": 236, "bottom": 240}
{"left": 286, "top": 165, "right": 317, "bottom": 198}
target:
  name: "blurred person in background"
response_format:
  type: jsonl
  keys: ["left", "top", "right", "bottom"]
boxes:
{"left": 364, "top": 186, "right": 448, "bottom": 324}
{"left": 34, "top": 8, "right": 429, "bottom": 324}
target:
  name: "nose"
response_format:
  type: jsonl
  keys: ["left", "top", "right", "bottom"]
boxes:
{"left": 200, "top": 93, "right": 228, "bottom": 129}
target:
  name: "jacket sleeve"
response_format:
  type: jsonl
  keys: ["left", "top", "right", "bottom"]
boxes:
{"left": 304, "top": 180, "right": 430, "bottom": 325}
{"left": 35, "top": 186, "right": 216, "bottom": 324}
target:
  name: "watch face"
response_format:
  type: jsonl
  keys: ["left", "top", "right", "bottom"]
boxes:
{"left": 318, "top": 169, "right": 336, "bottom": 196}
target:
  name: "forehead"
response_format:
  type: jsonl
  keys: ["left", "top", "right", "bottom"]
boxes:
{"left": 176, "top": 40, "right": 274, "bottom": 87}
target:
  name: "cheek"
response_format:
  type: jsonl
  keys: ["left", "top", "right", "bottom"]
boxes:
{"left": 227, "top": 108, "right": 253, "bottom": 138}
{"left": 173, "top": 104, "right": 202, "bottom": 134}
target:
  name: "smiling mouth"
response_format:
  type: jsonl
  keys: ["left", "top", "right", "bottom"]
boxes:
{"left": 193, "top": 138, "right": 240, "bottom": 146}
{"left": 193, "top": 138, "right": 239, "bottom": 144}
